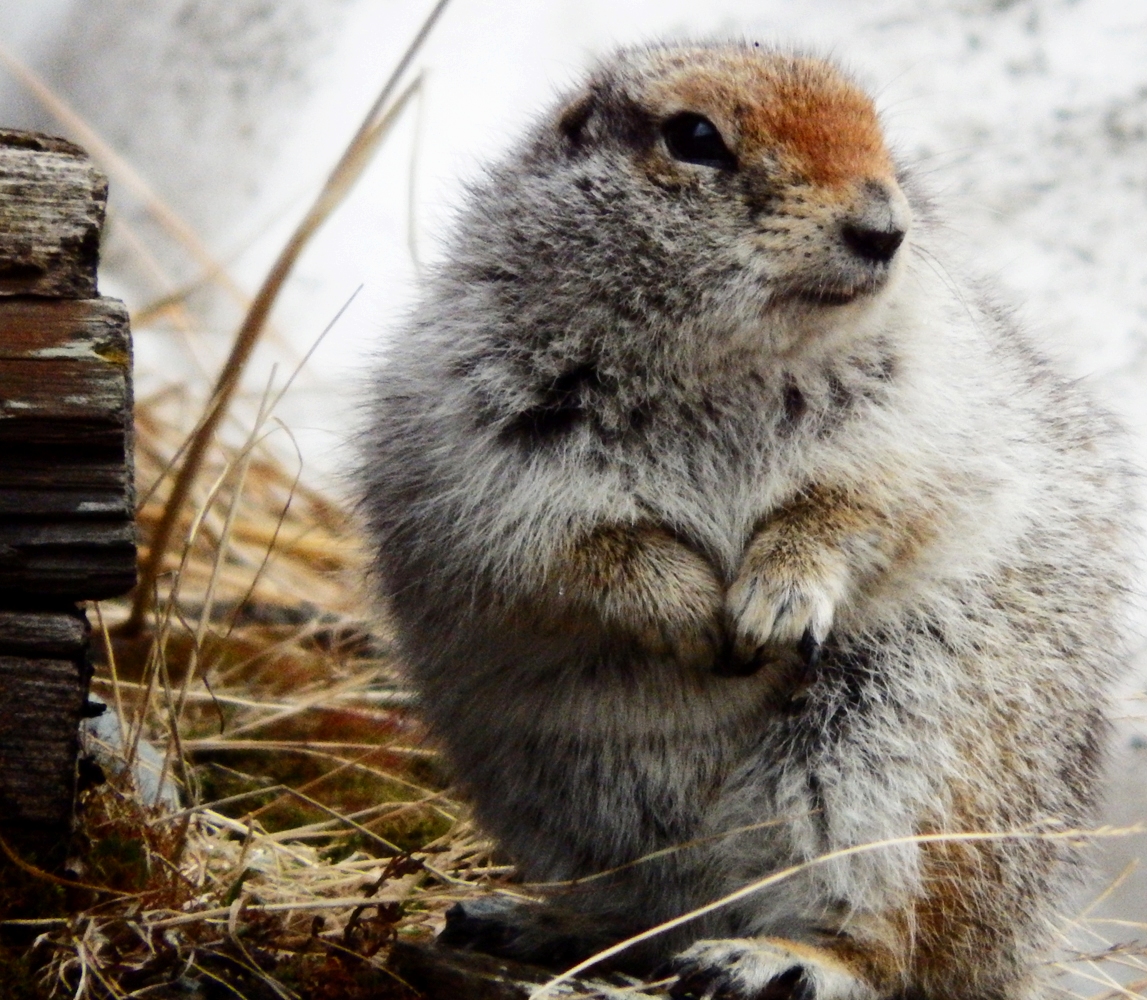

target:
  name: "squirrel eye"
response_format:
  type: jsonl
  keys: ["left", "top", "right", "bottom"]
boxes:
{"left": 662, "top": 113, "right": 737, "bottom": 170}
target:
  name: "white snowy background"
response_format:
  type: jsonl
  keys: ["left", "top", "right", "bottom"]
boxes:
{"left": 1, "top": 0, "right": 1145, "bottom": 951}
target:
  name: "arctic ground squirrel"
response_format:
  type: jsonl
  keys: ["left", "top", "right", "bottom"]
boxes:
{"left": 357, "top": 42, "right": 1135, "bottom": 1000}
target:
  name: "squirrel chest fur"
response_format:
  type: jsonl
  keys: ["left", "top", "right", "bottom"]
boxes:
{"left": 358, "top": 43, "right": 1134, "bottom": 1000}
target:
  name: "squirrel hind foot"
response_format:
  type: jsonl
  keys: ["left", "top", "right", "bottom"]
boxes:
{"left": 669, "top": 939, "right": 879, "bottom": 1000}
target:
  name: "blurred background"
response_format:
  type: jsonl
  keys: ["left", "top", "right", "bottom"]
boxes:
{"left": 0, "top": 0, "right": 1144, "bottom": 977}
{"left": 4, "top": 0, "right": 1147, "bottom": 472}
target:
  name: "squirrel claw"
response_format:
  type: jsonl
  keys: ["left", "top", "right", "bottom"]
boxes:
{"left": 712, "top": 622, "right": 762, "bottom": 677}
{"left": 716, "top": 590, "right": 831, "bottom": 680}
{"left": 670, "top": 946, "right": 815, "bottom": 1000}
{"left": 723, "top": 541, "right": 846, "bottom": 675}
{"left": 713, "top": 648, "right": 767, "bottom": 678}
{"left": 797, "top": 630, "right": 822, "bottom": 668}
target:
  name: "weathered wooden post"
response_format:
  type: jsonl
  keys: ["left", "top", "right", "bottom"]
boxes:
{"left": 0, "top": 130, "right": 135, "bottom": 853}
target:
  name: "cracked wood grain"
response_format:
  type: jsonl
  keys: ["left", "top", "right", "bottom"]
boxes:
{"left": 0, "top": 130, "right": 107, "bottom": 299}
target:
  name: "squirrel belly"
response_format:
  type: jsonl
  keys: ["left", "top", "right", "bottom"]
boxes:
{"left": 357, "top": 42, "right": 1134, "bottom": 1000}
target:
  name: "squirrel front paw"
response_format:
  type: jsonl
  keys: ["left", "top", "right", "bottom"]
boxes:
{"left": 723, "top": 534, "right": 850, "bottom": 677}
{"left": 634, "top": 547, "right": 725, "bottom": 666}
{"left": 556, "top": 524, "right": 725, "bottom": 670}
{"left": 632, "top": 612, "right": 726, "bottom": 670}
{"left": 669, "top": 938, "right": 878, "bottom": 1000}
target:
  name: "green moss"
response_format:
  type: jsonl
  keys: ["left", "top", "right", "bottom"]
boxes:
{"left": 197, "top": 761, "right": 278, "bottom": 806}
{"left": 86, "top": 831, "right": 149, "bottom": 893}
{"left": 372, "top": 812, "right": 452, "bottom": 855}
{"left": 192, "top": 748, "right": 444, "bottom": 846}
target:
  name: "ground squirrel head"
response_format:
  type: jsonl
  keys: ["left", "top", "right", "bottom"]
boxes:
{"left": 447, "top": 42, "right": 913, "bottom": 397}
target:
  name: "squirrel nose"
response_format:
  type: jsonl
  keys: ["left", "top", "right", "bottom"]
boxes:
{"left": 841, "top": 222, "right": 904, "bottom": 263}
{"left": 840, "top": 180, "right": 909, "bottom": 264}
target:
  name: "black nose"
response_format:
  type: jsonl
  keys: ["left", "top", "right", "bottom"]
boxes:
{"left": 841, "top": 222, "right": 905, "bottom": 264}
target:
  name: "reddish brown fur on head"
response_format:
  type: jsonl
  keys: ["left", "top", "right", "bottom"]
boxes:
{"left": 642, "top": 49, "right": 894, "bottom": 191}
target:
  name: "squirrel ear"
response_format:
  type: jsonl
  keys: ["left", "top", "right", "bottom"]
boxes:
{"left": 558, "top": 91, "right": 597, "bottom": 147}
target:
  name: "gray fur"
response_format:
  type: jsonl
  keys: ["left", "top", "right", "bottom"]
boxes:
{"left": 357, "top": 42, "right": 1135, "bottom": 1000}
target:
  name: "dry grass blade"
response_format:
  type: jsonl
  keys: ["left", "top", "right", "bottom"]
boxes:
{"left": 123, "top": 0, "right": 447, "bottom": 632}
{"left": 18, "top": 366, "right": 482, "bottom": 997}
